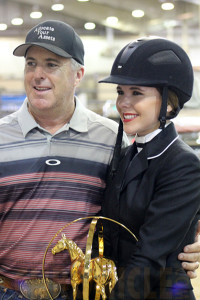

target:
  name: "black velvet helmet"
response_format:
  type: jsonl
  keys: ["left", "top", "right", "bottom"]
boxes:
{"left": 99, "top": 37, "right": 194, "bottom": 128}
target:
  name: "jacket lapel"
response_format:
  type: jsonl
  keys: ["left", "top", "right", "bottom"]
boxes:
{"left": 113, "top": 143, "right": 137, "bottom": 190}
{"left": 119, "top": 123, "right": 178, "bottom": 191}
{"left": 121, "top": 145, "right": 149, "bottom": 191}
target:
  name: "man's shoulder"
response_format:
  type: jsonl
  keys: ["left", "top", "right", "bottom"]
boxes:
{"left": 75, "top": 99, "right": 129, "bottom": 146}
{"left": 84, "top": 108, "right": 129, "bottom": 147}
{"left": 0, "top": 111, "right": 18, "bottom": 127}
{"left": 84, "top": 107, "right": 119, "bottom": 133}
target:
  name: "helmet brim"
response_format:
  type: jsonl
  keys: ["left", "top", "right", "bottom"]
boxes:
{"left": 99, "top": 75, "right": 168, "bottom": 86}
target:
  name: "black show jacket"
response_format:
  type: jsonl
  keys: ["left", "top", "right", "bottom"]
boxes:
{"left": 102, "top": 122, "right": 200, "bottom": 300}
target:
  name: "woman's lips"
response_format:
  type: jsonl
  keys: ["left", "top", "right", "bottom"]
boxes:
{"left": 123, "top": 113, "right": 138, "bottom": 123}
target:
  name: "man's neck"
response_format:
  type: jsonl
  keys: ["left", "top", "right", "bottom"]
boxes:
{"left": 28, "top": 104, "right": 75, "bottom": 135}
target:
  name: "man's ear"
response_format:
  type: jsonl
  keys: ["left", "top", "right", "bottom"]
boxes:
{"left": 74, "top": 67, "right": 84, "bottom": 87}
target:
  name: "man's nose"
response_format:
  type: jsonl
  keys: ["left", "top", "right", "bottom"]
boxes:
{"left": 34, "top": 66, "right": 46, "bottom": 79}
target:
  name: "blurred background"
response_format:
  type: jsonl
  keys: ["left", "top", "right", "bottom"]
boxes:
{"left": 0, "top": 0, "right": 200, "bottom": 159}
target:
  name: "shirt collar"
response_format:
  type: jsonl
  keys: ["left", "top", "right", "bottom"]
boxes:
{"left": 135, "top": 123, "right": 171, "bottom": 152}
{"left": 135, "top": 128, "right": 162, "bottom": 144}
{"left": 135, "top": 123, "right": 171, "bottom": 144}
{"left": 18, "top": 97, "right": 88, "bottom": 137}
{"left": 68, "top": 97, "right": 88, "bottom": 133}
{"left": 18, "top": 99, "right": 38, "bottom": 137}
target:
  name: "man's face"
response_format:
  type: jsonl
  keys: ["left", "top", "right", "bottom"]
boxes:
{"left": 24, "top": 46, "right": 83, "bottom": 118}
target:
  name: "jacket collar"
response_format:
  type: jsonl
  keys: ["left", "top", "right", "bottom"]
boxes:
{"left": 145, "top": 122, "right": 178, "bottom": 160}
{"left": 118, "top": 122, "right": 178, "bottom": 190}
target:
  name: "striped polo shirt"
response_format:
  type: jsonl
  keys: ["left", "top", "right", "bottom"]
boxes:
{"left": 0, "top": 98, "right": 128, "bottom": 283}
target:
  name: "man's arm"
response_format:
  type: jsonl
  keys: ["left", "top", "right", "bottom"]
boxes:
{"left": 178, "top": 220, "right": 200, "bottom": 278}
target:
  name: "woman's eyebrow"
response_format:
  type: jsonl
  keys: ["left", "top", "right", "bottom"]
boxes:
{"left": 129, "top": 86, "right": 143, "bottom": 91}
{"left": 117, "top": 86, "right": 144, "bottom": 91}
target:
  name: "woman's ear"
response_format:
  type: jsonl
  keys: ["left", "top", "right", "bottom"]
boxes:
{"left": 167, "top": 104, "right": 173, "bottom": 113}
{"left": 166, "top": 104, "right": 173, "bottom": 118}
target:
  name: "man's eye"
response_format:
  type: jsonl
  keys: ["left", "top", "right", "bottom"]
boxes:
{"left": 26, "top": 61, "right": 35, "bottom": 67}
{"left": 47, "top": 63, "right": 57, "bottom": 68}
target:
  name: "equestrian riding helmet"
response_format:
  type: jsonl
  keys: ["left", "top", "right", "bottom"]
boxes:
{"left": 99, "top": 37, "right": 194, "bottom": 115}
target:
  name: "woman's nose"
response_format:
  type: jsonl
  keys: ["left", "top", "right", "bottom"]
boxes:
{"left": 118, "top": 96, "right": 132, "bottom": 107}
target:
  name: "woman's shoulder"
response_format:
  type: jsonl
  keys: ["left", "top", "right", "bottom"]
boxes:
{"left": 155, "top": 137, "right": 200, "bottom": 178}
{"left": 173, "top": 137, "right": 200, "bottom": 162}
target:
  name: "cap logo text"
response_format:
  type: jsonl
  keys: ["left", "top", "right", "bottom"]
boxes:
{"left": 34, "top": 26, "right": 56, "bottom": 42}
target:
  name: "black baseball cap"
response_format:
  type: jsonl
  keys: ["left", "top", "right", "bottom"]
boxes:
{"left": 13, "top": 20, "right": 84, "bottom": 65}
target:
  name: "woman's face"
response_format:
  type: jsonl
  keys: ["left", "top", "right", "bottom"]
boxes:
{"left": 116, "top": 85, "right": 162, "bottom": 136}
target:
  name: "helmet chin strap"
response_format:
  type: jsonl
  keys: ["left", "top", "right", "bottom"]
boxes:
{"left": 159, "top": 86, "right": 168, "bottom": 129}
{"left": 110, "top": 119, "right": 124, "bottom": 177}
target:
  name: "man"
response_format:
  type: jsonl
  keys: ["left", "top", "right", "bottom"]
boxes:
{"left": 0, "top": 20, "right": 199, "bottom": 300}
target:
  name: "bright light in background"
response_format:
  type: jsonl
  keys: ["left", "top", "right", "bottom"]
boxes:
{"left": 161, "top": 2, "right": 175, "bottom": 10}
{"left": 196, "top": 134, "right": 200, "bottom": 145}
{"left": 30, "top": 11, "right": 43, "bottom": 19}
{"left": 11, "top": 18, "right": 23, "bottom": 25}
{"left": 164, "top": 20, "right": 178, "bottom": 27}
{"left": 106, "top": 16, "right": 118, "bottom": 26}
{"left": 132, "top": 9, "right": 144, "bottom": 18}
{"left": 196, "top": 135, "right": 200, "bottom": 145}
{"left": 77, "top": 0, "right": 89, "bottom": 2}
{"left": 51, "top": 3, "right": 64, "bottom": 11}
{"left": 84, "top": 22, "right": 96, "bottom": 30}
{"left": 0, "top": 23, "right": 7, "bottom": 30}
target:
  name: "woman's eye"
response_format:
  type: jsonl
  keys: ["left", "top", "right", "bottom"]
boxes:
{"left": 117, "top": 90, "right": 124, "bottom": 95}
{"left": 133, "top": 91, "right": 142, "bottom": 96}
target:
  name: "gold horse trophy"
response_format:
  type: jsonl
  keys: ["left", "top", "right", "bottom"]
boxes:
{"left": 42, "top": 216, "right": 137, "bottom": 300}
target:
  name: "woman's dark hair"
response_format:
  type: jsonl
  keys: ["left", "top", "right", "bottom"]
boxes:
{"left": 157, "top": 87, "right": 180, "bottom": 119}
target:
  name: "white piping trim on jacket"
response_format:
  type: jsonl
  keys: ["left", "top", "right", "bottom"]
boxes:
{"left": 147, "top": 136, "right": 179, "bottom": 160}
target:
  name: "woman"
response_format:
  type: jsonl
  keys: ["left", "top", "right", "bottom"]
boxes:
{"left": 99, "top": 37, "right": 200, "bottom": 299}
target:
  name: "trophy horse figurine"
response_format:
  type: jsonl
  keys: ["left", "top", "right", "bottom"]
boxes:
{"left": 52, "top": 223, "right": 118, "bottom": 300}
